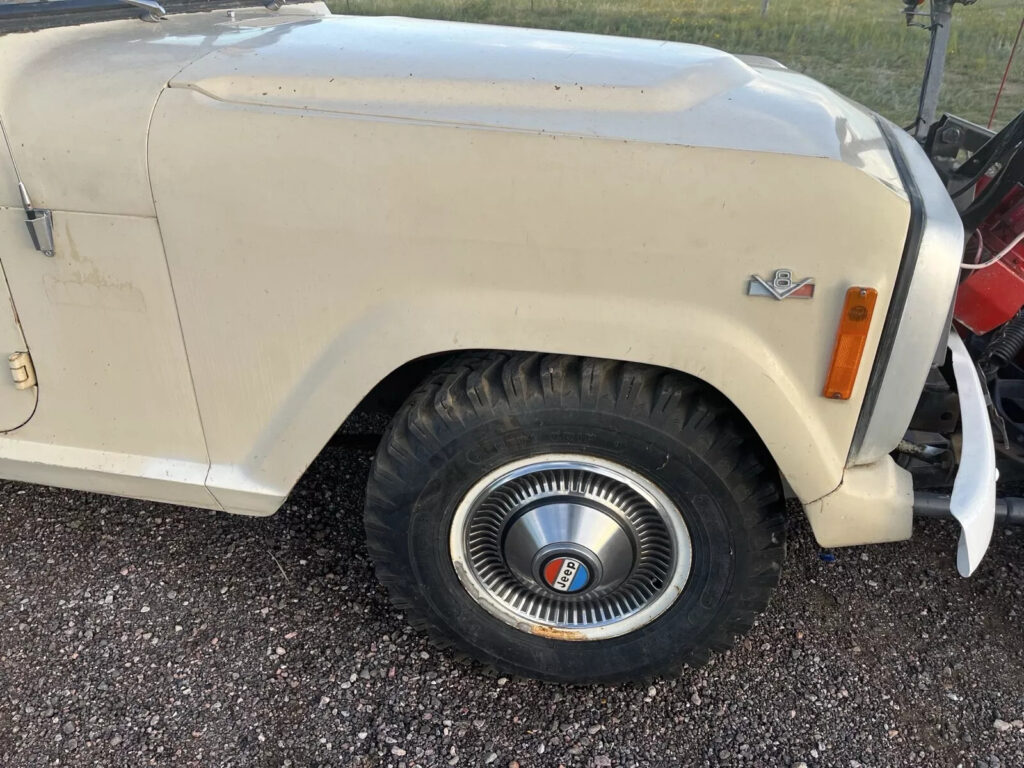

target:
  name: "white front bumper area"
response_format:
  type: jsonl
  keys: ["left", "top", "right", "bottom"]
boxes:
{"left": 947, "top": 330, "right": 997, "bottom": 576}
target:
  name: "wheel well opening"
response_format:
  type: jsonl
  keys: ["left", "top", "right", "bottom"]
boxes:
{"left": 329, "top": 351, "right": 783, "bottom": 492}
{"left": 331, "top": 351, "right": 462, "bottom": 442}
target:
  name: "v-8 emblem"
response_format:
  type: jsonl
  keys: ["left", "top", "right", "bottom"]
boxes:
{"left": 747, "top": 269, "right": 815, "bottom": 300}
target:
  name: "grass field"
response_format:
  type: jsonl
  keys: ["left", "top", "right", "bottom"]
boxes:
{"left": 328, "top": 0, "right": 1023, "bottom": 128}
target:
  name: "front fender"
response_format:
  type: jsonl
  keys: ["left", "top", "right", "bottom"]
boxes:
{"left": 148, "top": 88, "right": 912, "bottom": 515}
{"left": 205, "top": 291, "right": 844, "bottom": 514}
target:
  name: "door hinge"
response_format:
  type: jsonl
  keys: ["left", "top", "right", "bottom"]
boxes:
{"left": 18, "top": 183, "right": 54, "bottom": 257}
{"left": 1, "top": 113, "right": 55, "bottom": 257}
{"left": 8, "top": 351, "right": 37, "bottom": 390}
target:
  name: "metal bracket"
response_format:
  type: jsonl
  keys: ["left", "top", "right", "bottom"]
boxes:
{"left": 17, "top": 183, "right": 54, "bottom": 257}
{"left": 25, "top": 209, "right": 54, "bottom": 257}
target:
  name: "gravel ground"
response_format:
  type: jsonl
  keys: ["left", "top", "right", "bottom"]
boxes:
{"left": 1, "top": 443, "right": 1022, "bottom": 768}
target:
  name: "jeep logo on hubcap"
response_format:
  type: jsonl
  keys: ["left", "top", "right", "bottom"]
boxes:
{"left": 542, "top": 556, "right": 590, "bottom": 593}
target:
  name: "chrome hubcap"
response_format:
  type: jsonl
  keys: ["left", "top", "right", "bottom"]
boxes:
{"left": 449, "top": 455, "right": 692, "bottom": 640}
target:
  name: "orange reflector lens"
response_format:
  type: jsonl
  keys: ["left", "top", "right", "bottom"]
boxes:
{"left": 823, "top": 287, "right": 878, "bottom": 401}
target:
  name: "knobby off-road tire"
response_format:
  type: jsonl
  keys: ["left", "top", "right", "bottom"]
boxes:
{"left": 364, "top": 353, "right": 786, "bottom": 683}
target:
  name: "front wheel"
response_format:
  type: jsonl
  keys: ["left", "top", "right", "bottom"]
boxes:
{"left": 364, "top": 353, "right": 786, "bottom": 683}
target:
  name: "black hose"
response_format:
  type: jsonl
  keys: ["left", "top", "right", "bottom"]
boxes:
{"left": 913, "top": 493, "right": 1024, "bottom": 526}
{"left": 981, "top": 308, "right": 1024, "bottom": 377}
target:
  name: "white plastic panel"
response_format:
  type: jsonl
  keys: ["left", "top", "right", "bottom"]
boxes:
{"left": 947, "top": 330, "right": 996, "bottom": 576}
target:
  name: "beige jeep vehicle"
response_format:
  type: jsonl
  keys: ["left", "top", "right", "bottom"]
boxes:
{"left": 1, "top": 0, "right": 1021, "bottom": 683}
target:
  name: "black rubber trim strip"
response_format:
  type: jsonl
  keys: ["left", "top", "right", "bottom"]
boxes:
{"left": 847, "top": 121, "right": 927, "bottom": 462}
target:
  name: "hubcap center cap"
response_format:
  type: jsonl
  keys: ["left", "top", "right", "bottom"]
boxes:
{"left": 541, "top": 554, "right": 592, "bottom": 593}
{"left": 502, "top": 501, "right": 634, "bottom": 595}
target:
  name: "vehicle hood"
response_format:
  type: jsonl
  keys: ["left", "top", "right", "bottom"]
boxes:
{"left": 0, "top": 2, "right": 903, "bottom": 216}
{"left": 171, "top": 8, "right": 903, "bottom": 193}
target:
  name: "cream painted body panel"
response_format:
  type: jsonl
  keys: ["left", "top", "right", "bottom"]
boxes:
{"left": 804, "top": 457, "right": 914, "bottom": 547}
{"left": 149, "top": 88, "right": 910, "bottom": 513}
{"left": 0, "top": 6, "right": 942, "bottom": 546}
{"left": 0, "top": 3, "right": 329, "bottom": 215}
{"left": 0, "top": 20, "right": 190, "bottom": 215}
{"left": 0, "top": 211, "right": 37, "bottom": 431}
{"left": 0, "top": 211, "right": 217, "bottom": 509}
{"left": 0, "top": 5, "right": 324, "bottom": 507}
{"left": 0, "top": 137, "right": 17, "bottom": 208}
{"left": 0, "top": 146, "right": 35, "bottom": 432}
{"left": 170, "top": 13, "right": 903, "bottom": 195}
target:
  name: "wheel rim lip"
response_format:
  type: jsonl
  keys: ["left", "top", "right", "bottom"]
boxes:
{"left": 449, "top": 453, "right": 693, "bottom": 641}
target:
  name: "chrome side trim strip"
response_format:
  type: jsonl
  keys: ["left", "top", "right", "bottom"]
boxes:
{"left": 848, "top": 120, "right": 925, "bottom": 461}
{"left": 848, "top": 121, "right": 964, "bottom": 465}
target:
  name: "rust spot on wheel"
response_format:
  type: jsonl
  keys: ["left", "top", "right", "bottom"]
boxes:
{"left": 529, "top": 624, "right": 586, "bottom": 642}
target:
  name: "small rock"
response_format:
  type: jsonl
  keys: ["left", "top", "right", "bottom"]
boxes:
{"left": 993, "top": 719, "right": 1012, "bottom": 732}
{"left": 391, "top": 746, "right": 407, "bottom": 757}
{"left": 485, "top": 753, "right": 497, "bottom": 764}
{"left": 61, "top": 721, "right": 76, "bottom": 735}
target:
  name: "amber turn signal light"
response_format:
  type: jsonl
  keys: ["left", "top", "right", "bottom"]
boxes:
{"left": 823, "top": 287, "right": 878, "bottom": 400}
